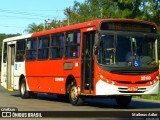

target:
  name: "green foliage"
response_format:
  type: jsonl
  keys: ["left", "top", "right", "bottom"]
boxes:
{"left": 157, "top": 28, "right": 160, "bottom": 58}
{"left": 24, "top": 22, "right": 44, "bottom": 33}
{"left": 24, "top": 20, "right": 65, "bottom": 34}
{"left": 24, "top": 0, "right": 160, "bottom": 34}
{"left": 64, "top": 0, "right": 160, "bottom": 60}
{"left": 134, "top": 93, "right": 160, "bottom": 101}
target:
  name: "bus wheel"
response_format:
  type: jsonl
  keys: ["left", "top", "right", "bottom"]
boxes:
{"left": 116, "top": 96, "right": 132, "bottom": 107}
{"left": 20, "top": 79, "right": 31, "bottom": 99}
{"left": 69, "top": 84, "right": 84, "bottom": 106}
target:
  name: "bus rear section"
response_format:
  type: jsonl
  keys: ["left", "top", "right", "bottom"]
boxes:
{"left": 1, "top": 35, "right": 31, "bottom": 91}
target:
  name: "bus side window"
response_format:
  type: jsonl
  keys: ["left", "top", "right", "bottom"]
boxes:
{"left": 51, "top": 33, "right": 64, "bottom": 59}
{"left": 16, "top": 40, "right": 26, "bottom": 62}
{"left": 26, "top": 38, "right": 37, "bottom": 60}
{"left": 3, "top": 43, "right": 7, "bottom": 63}
{"left": 38, "top": 36, "right": 50, "bottom": 60}
{"left": 65, "top": 31, "right": 80, "bottom": 58}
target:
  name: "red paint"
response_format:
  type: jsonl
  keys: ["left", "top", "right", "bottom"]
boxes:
{"left": 25, "top": 19, "right": 158, "bottom": 95}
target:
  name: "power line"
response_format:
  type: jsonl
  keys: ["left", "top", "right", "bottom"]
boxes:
{"left": 0, "top": 25, "right": 26, "bottom": 28}
{"left": 15, "top": 9, "right": 64, "bottom": 11}
{"left": 0, "top": 8, "right": 67, "bottom": 32}
{"left": 0, "top": 8, "right": 65, "bottom": 19}
{"left": 0, "top": 14, "right": 66, "bottom": 20}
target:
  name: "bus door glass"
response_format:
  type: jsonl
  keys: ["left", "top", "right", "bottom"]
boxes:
{"left": 81, "top": 31, "right": 95, "bottom": 93}
{"left": 7, "top": 43, "right": 16, "bottom": 91}
{"left": 98, "top": 32, "right": 116, "bottom": 65}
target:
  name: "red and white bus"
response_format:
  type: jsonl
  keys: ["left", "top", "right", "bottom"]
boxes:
{"left": 1, "top": 19, "right": 159, "bottom": 107}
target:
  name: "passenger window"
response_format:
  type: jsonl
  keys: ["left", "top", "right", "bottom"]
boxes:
{"left": 38, "top": 36, "right": 50, "bottom": 60}
{"left": 3, "top": 43, "right": 7, "bottom": 63}
{"left": 26, "top": 38, "right": 37, "bottom": 60}
{"left": 16, "top": 40, "right": 26, "bottom": 62}
{"left": 51, "top": 33, "right": 64, "bottom": 59}
{"left": 65, "top": 31, "right": 80, "bottom": 58}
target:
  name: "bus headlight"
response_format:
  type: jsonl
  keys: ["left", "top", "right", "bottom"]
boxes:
{"left": 150, "top": 81, "right": 152, "bottom": 85}
{"left": 106, "top": 79, "right": 109, "bottom": 83}
{"left": 156, "top": 76, "right": 159, "bottom": 80}
{"left": 100, "top": 75, "right": 104, "bottom": 79}
{"left": 111, "top": 81, "right": 115, "bottom": 85}
{"left": 154, "top": 79, "right": 156, "bottom": 83}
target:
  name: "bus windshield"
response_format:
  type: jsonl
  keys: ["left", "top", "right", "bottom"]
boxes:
{"left": 97, "top": 32, "right": 157, "bottom": 67}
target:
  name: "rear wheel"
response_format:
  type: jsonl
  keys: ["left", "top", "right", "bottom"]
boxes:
{"left": 116, "top": 96, "right": 132, "bottom": 107}
{"left": 69, "top": 84, "right": 84, "bottom": 106}
{"left": 19, "top": 79, "right": 31, "bottom": 99}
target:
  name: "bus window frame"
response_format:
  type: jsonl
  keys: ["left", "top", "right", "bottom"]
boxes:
{"left": 26, "top": 38, "right": 37, "bottom": 61}
{"left": 37, "top": 35, "right": 50, "bottom": 60}
{"left": 64, "top": 30, "right": 81, "bottom": 59}
{"left": 50, "top": 32, "right": 64, "bottom": 60}
{"left": 3, "top": 42, "right": 7, "bottom": 63}
{"left": 15, "top": 39, "right": 26, "bottom": 62}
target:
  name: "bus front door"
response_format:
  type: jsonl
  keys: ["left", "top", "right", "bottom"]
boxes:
{"left": 7, "top": 44, "right": 15, "bottom": 91}
{"left": 81, "top": 31, "right": 95, "bottom": 94}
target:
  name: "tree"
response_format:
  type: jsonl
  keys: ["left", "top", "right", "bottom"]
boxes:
{"left": 62, "top": 0, "right": 160, "bottom": 57}
{"left": 24, "top": 23, "right": 43, "bottom": 33}
{"left": 23, "top": 0, "right": 160, "bottom": 54}
{"left": 64, "top": 7, "right": 72, "bottom": 25}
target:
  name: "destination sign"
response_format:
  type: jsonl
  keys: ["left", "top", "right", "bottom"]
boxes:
{"left": 100, "top": 21, "right": 157, "bottom": 33}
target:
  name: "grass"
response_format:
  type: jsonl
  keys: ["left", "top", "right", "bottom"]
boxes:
{"left": 133, "top": 61, "right": 160, "bottom": 101}
{"left": 133, "top": 94, "right": 160, "bottom": 101}
{"left": 133, "top": 86, "right": 160, "bottom": 101}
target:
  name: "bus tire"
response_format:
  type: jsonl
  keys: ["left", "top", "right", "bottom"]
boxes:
{"left": 69, "top": 84, "right": 84, "bottom": 106}
{"left": 116, "top": 96, "right": 132, "bottom": 107}
{"left": 20, "top": 79, "right": 31, "bottom": 99}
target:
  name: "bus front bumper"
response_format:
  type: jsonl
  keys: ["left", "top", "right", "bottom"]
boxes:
{"left": 96, "top": 79, "right": 159, "bottom": 96}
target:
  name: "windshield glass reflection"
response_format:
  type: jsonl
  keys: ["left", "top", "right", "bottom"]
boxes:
{"left": 97, "top": 33, "right": 156, "bottom": 67}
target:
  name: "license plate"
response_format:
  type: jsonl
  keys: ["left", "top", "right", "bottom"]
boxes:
{"left": 128, "top": 87, "right": 138, "bottom": 92}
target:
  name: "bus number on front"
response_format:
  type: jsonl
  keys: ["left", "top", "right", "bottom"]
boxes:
{"left": 141, "top": 76, "right": 151, "bottom": 80}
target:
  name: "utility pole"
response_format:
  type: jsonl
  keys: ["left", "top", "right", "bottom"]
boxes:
{"left": 101, "top": 8, "right": 103, "bottom": 18}
{"left": 68, "top": 14, "right": 70, "bottom": 26}
{"left": 66, "top": 8, "right": 71, "bottom": 26}
{"left": 44, "top": 20, "right": 47, "bottom": 30}
{"left": 44, "top": 19, "right": 51, "bottom": 30}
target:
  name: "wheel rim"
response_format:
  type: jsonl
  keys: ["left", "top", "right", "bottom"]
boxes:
{"left": 70, "top": 86, "right": 78, "bottom": 101}
{"left": 21, "top": 83, "right": 25, "bottom": 95}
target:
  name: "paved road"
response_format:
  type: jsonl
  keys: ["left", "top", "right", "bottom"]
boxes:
{"left": 0, "top": 86, "right": 160, "bottom": 119}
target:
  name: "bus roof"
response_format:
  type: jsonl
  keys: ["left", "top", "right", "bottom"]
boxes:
{"left": 2, "top": 19, "right": 158, "bottom": 42}
{"left": 3, "top": 34, "right": 32, "bottom": 42}
{"left": 32, "top": 18, "right": 158, "bottom": 37}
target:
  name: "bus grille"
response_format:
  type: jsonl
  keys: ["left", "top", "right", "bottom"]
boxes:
{"left": 110, "top": 69, "right": 152, "bottom": 75}
{"left": 116, "top": 81, "right": 148, "bottom": 84}
{"left": 118, "top": 87, "right": 146, "bottom": 93}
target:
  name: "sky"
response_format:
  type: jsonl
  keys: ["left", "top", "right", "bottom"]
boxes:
{"left": 0, "top": 0, "right": 84, "bottom": 34}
